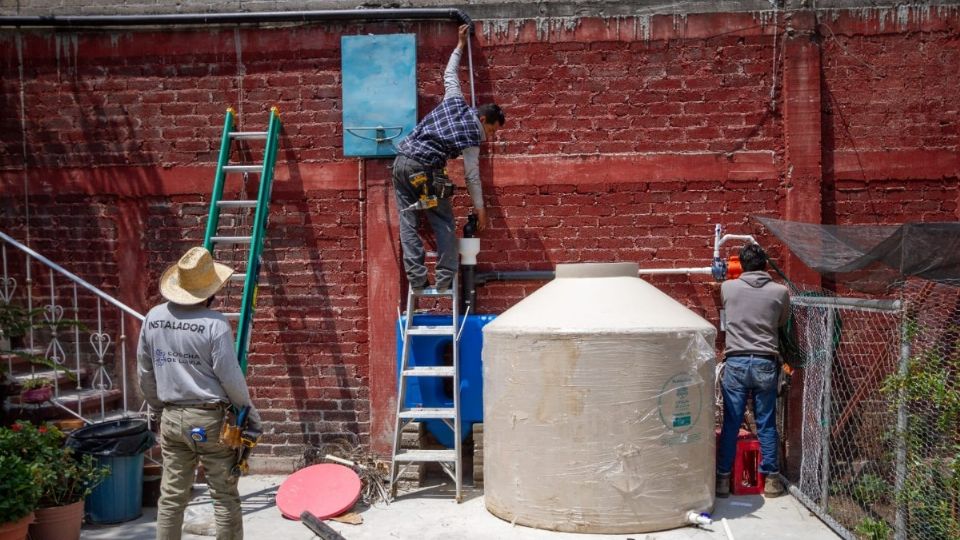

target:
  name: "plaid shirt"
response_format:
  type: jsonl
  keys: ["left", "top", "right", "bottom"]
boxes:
{"left": 396, "top": 96, "right": 482, "bottom": 169}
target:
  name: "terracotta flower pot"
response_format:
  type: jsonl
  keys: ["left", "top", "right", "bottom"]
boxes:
{"left": 0, "top": 512, "right": 34, "bottom": 540}
{"left": 20, "top": 386, "right": 52, "bottom": 404}
{"left": 29, "top": 501, "right": 83, "bottom": 540}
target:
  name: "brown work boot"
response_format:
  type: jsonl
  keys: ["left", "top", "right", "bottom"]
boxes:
{"left": 764, "top": 474, "right": 785, "bottom": 498}
{"left": 716, "top": 473, "right": 731, "bottom": 498}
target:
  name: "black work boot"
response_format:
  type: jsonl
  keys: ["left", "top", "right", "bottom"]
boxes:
{"left": 716, "top": 473, "right": 731, "bottom": 498}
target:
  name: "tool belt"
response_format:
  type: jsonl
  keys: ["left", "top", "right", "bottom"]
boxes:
{"left": 408, "top": 167, "right": 455, "bottom": 201}
{"left": 219, "top": 408, "right": 244, "bottom": 448}
{"left": 164, "top": 401, "right": 226, "bottom": 410}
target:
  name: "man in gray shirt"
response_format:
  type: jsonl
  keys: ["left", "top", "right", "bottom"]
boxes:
{"left": 393, "top": 24, "right": 505, "bottom": 291}
{"left": 716, "top": 244, "right": 791, "bottom": 498}
{"left": 138, "top": 246, "right": 261, "bottom": 540}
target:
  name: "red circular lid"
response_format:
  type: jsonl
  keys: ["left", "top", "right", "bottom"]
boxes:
{"left": 276, "top": 463, "right": 362, "bottom": 520}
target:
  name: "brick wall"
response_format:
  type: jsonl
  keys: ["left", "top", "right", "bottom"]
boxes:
{"left": 1, "top": 6, "right": 958, "bottom": 467}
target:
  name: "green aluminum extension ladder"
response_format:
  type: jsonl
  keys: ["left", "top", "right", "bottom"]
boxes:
{"left": 389, "top": 279, "right": 464, "bottom": 502}
{"left": 202, "top": 106, "right": 281, "bottom": 374}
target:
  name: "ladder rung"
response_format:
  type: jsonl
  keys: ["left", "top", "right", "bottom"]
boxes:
{"left": 211, "top": 236, "right": 252, "bottom": 244}
{"left": 222, "top": 165, "right": 262, "bottom": 173}
{"left": 402, "top": 366, "right": 455, "bottom": 377}
{"left": 407, "top": 325, "right": 455, "bottom": 336}
{"left": 217, "top": 200, "right": 258, "bottom": 208}
{"left": 228, "top": 274, "right": 248, "bottom": 282}
{"left": 224, "top": 313, "right": 241, "bottom": 320}
{"left": 229, "top": 131, "right": 269, "bottom": 140}
{"left": 412, "top": 287, "right": 454, "bottom": 297}
{"left": 393, "top": 449, "right": 457, "bottom": 462}
{"left": 398, "top": 407, "right": 456, "bottom": 419}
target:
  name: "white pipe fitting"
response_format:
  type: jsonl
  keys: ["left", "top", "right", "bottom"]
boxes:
{"left": 686, "top": 510, "right": 713, "bottom": 527}
{"left": 459, "top": 238, "right": 480, "bottom": 266}
{"left": 638, "top": 267, "right": 713, "bottom": 275}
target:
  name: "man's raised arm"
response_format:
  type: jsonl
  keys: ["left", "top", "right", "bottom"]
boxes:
{"left": 443, "top": 25, "right": 470, "bottom": 100}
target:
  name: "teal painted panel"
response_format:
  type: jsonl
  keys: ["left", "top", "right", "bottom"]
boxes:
{"left": 341, "top": 34, "right": 417, "bottom": 158}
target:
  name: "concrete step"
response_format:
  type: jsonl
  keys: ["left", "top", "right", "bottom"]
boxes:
{"left": 8, "top": 387, "right": 123, "bottom": 422}
{"left": 12, "top": 368, "right": 87, "bottom": 390}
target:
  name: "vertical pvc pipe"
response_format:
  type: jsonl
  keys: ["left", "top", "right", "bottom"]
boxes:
{"left": 466, "top": 32, "right": 476, "bottom": 108}
{"left": 894, "top": 311, "right": 910, "bottom": 540}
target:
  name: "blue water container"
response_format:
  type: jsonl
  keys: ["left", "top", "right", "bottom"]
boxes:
{"left": 85, "top": 453, "right": 145, "bottom": 523}
{"left": 397, "top": 314, "right": 496, "bottom": 447}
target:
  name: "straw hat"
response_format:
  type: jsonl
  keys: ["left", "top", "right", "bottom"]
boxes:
{"left": 160, "top": 247, "right": 235, "bottom": 305}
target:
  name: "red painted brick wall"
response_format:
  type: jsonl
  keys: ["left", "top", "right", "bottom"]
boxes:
{"left": 1, "top": 8, "right": 958, "bottom": 464}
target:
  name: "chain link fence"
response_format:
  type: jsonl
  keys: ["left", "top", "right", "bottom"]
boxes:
{"left": 788, "top": 280, "right": 960, "bottom": 540}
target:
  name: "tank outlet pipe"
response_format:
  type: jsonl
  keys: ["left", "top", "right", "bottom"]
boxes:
{"left": 474, "top": 270, "right": 555, "bottom": 284}
{"left": 459, "top": 214, "right": 480, "bottom": 312}
{"left": 686, "top": 511, "right": 713, "bottom": 527}
{"left": 0, "top": 8, "right": 472, "bottom": 28}
{"left": 638, "top": 267, "right": 712, "bottom": 275}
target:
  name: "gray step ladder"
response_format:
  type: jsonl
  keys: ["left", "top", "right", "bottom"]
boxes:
{"left": 389, "top": 277, "right": 463, "bottom": 502}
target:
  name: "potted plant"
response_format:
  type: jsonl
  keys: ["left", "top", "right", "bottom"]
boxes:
{"left": 0, "top": 431, "right": 41, "bottom": 540}
{"left": 0, "top": 422, "right": 108, "bottom": 540}
{"left": 0, "top": 303, "right": 34, "bottom": 352}
{"left": 19, "top": 377, "right": 53, "bottom": 404}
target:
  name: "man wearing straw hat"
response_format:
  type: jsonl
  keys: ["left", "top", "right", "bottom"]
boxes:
{"left": 138, "top": 246, "right": 261, "bottom": 540}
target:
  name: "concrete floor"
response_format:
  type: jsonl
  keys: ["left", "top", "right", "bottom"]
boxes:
{"left": 80, "top": 476, "right": 839, "bottom": 540}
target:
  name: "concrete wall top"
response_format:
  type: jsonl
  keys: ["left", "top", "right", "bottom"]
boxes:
{"left": 4, "top": 0, "right": 960, "bottom": 19}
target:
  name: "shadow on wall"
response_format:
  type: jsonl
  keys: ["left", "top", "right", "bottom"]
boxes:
{"left": 240, "top": 125, "right": 366, "bottom": 460}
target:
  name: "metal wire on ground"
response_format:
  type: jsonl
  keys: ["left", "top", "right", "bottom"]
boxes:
{"left": 299, "top": 438, "right": 391, "bottom": 506}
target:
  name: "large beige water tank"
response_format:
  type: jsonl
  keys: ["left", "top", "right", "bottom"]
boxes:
{"left": 482, "top": 262, "right": 717, "bottom": 533}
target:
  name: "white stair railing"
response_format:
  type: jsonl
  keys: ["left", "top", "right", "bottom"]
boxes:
{"left": 0, "top": 230, "right": 145, "bottom": 424}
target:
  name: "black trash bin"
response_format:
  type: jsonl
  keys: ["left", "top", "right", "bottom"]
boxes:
{"left": 66, "top": 419, "right": 156, "bottom": 524}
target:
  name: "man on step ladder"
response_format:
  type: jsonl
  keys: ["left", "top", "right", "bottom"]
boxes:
{"left": 392, "top": 24, "right": 504, "bottom": 292}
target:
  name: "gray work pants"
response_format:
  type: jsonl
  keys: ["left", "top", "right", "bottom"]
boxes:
{"left": 392, "top": 154, "right": 457, "bottom": 289}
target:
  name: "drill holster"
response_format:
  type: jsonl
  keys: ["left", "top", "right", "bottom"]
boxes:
{"left": 219, "top": 410, "right": 244, "bottom": 449}
{"left": 408, "top": 168, "right": 455, "bottom": 203}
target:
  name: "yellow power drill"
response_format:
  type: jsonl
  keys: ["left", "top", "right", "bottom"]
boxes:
{"left": 400, "top": 170, "right": 444, "bottom": 212}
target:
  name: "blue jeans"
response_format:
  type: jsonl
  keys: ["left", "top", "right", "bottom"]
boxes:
{"left": 717, "top": 355, "right": 780, "bottom": 475}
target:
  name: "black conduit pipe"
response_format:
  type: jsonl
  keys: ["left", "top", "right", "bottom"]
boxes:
{"left": 0, "top": 8, "right": 471, "bottom": 28}
{"left": 466, "top": 271, "right": 553, "bottom": 314}
{"left": 474, "top": 271, "right": 555, "bottom": 285}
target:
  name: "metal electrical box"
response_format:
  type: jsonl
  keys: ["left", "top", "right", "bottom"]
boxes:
{"left": 341, "top": 34, "right": 417, "bottom": 158}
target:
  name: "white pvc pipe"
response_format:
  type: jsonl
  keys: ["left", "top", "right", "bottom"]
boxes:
{"left": 722, "top": 518, "right": 736, "bottom": 540}
{"left": 638, "top": 267, "right": 713, "bottom": 275}
{"left": 686, "top": 511, "right": 713, "bottom": 526}
{"left": 715, "top": 233, "right": 758, "bottom": 259}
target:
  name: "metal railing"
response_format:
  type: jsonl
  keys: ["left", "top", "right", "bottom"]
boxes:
{"left": 0, "top": 230, "right": 145, "bottom": 424}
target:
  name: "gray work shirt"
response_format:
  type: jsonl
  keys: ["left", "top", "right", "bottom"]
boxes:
{"left": 721, "top": 271, "right": 791, "bottom": 358}
{"left": 137, "top": 302, "right": 261, "bottom": 429}
{"left": 443, "top": 46, "right": 485, "bottom": 209}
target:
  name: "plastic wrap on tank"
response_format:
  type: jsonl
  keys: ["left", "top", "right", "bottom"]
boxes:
{"left": 482, "top": 262, "right": 717, "bottom": 534}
